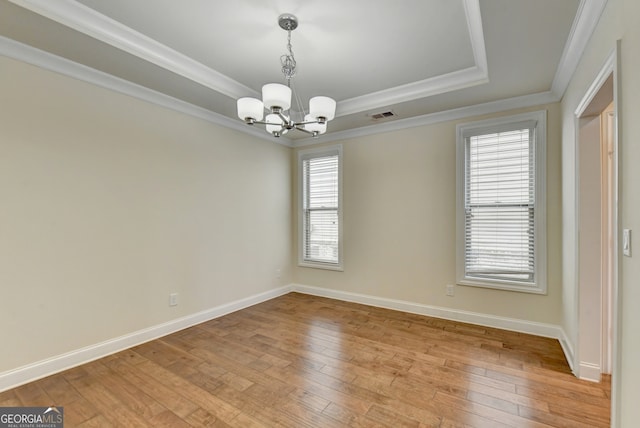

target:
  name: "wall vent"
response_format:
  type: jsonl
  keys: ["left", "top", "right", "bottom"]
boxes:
{"left": 370, "top": 111, "right": 396, "bottom": 120}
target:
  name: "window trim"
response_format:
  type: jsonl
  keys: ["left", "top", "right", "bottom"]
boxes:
{"left": 455, "top": 111, "right": 547, "bottom": 294}
{"left": 297, "top": 144, "right": 343, "bottom": 271}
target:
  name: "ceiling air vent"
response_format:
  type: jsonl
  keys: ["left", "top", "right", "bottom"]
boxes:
{"left": 370, "top": 110, "right": 396, "bottom": 120}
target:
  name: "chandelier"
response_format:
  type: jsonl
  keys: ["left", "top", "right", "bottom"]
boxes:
{"left": 236, "top": 14, "right": 336, "bottom": 138}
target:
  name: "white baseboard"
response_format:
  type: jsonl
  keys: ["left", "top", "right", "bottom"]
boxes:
{"left": 558, "top": 330, "right": 576, "bottom": 373}
{"left": 291, "top": 283, "right": 571, "bottom": 354}
{"left": 1, "top": 283, "right": 575, "bottom": 392}
{"left": 579, "top": 362, "right": 602, "bottom": 382}
{"left": 0, "top": 285, "right": 292, "bottom": 393}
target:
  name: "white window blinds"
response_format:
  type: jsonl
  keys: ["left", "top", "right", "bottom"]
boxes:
{"left": 464, "top": 123, "right": 536, "bottom": 284}
{"left": 302, "top": 151, "right": 340, "bottom": 265}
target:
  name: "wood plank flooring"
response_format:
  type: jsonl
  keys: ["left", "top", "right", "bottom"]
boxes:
{"left": 0, "top": 293, "right": 611, "bottom": 427}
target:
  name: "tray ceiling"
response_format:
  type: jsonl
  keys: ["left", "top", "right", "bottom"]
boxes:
{"left": 0, "top": 0, "right": 601, "bottom": 144}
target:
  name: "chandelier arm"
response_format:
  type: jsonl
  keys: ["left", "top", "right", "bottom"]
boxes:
{"left": 247, "top": 119, "right": 321, "bottom": 138}
{"left": 275, "top": 111, "right": 292, "bottom": 126}
{"left": 245, "top": 119, "right": 269, "bottom": 125}
{"left": 296, "top": 119, "right": 321, "bottom": 126}
{"left": 293, "top": 125, "right": 319, "bottom": 136}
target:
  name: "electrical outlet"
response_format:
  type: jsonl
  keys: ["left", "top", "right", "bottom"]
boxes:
{"left": 276, "top": 268, "right": 281, "bottom": 279}
{"left": 446, "top": 284, "right": 455, "bottom": 297}
{"left": 169, "top": 293, "right": 178, "bottom": 307}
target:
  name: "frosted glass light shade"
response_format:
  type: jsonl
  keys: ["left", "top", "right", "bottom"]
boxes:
{"left": 309, "top": 96, "right": 336, "bottom": 121}
{"left": 304, "top": 114, "right": 326, "bottom": 134}
{"left": 262, "top": 83, "right": 292, "bottom": 111}
{"left": 265, "top": 113, "right": 286, "bottom": 134}
{"left": 237, "top": 97, "right": 264, "bottom": 121}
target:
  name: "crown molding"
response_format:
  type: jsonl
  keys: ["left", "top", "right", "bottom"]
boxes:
{"left": 9, "top": 0, "right": 588, "bottom": 147}
{"left": 0, "top": 33, "right": 553, "bottom": 150}
{"left": 295, "top": 91, "right": 559, "bottom": 147}
{"left": 550, "top": 0, "right": 609, "bottom": 99}
{"left": 336, "top": 0, "right": 488, "bottom": 117}
{"left": 337, "top": 66, "right": 488, "bottom": 117}
{"left": 8, "top": 0, "right": 259, "bottom": 100}
{"left": 464, "top": 0, "right": 488, "bottom": 76}
{"left": 10, "top": 0, "right": 488, "bottom": 120}
{"left": 0, "top": 36, "right": 293, "bottom": 147}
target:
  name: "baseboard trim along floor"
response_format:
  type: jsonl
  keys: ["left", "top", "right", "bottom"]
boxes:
{"left": 0, "top": 283, "right": 575, "bottom": 392}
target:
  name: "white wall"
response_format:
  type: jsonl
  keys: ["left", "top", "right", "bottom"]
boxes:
{"left": 0, "top": 56, "right": 292, "bottom": 374}
{"left": 293, "top": 104, "right": 564, "bottom": 326}
{"left": 561, "top": 0, "right": 640, "bottom": 424}
{"left": 560, "top": 0, "right": 623, "bottom": 374}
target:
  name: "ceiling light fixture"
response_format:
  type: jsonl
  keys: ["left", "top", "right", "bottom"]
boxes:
{"left": 236, "top": 14, "right": 336, "bottom": 138}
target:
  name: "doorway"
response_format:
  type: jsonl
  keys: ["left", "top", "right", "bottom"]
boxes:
{"left": 575, "top": 59, "right": 617, "bottom": 383}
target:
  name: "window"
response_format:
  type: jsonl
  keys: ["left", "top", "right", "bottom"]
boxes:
{"left": 456, "top": 111, "right": 546, "bottom": 293}
{"left": 298, "top": 145, "right": 343, "bottom": 270}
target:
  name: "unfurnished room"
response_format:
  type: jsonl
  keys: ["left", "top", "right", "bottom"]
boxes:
{"left": 1, "top": 0, "right": 639, "bottom": 427}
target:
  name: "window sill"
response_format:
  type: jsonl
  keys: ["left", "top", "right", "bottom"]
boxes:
{"left": 298, "top": 261, "right": 344, "bottom": 272}
{"left": 457, "top": 277, "right": 546, "bottom": 294}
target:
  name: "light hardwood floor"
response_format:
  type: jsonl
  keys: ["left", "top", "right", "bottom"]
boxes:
{"left": 0, "top": 293, "right": 610, "bottom": 427}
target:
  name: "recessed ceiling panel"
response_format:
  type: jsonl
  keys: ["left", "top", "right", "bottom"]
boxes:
{"left": 2, "top": 0, "right": 589, "bottom": 142}
{"left": 74, "top": 0, "right": 477, "bottom": 101}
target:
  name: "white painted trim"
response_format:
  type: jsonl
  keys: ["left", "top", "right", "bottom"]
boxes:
{"left": 291, "top": 284, "right": 568, "bottom": 341}
{"left": 336, "top": 0, "right": 488, "bottom": 117}
{"left": 551, "top": 0, "right": 609, "bottom": 99}
{"left": 574, "top": 49, "right": 616, "bottom": 117}
{"left": 0, "top": 36, "right": 293, "bottom": 147}
{"left": 7, "top": 0, "right": 258, "bottom": 100}
{"left": 0, "top": 286, "right": 292, "bottom": 393}
{"left": 0, "top": 283, "right": 575, "bottom": 392}
{"left": 571, "top": 41, "right": 621, "bottom": 425}
{"left": 464, "top": 0, "right": 488, "bottom": 76}
{"left": 296, "top": 91, "right": 558, "bottom": 147}
{"left": 559, "top": 329, "right": 576, "bottom": 373}
{"left": 573, "top": 45, "right": 616, "bottom": 387}
{"left": 611, "top": 39, "right": 622, "bottom": 428}
{"left": 579, "top": 362, "right": 602, "bottom": 382}
{"left": 9, "top": 0, "right": 488, "bottom": 121}
{"left": 297, "top": 145, "right": 344, "bottom": 271}
{"left": 337, "top": 67, "right": 488, "bottom": 117}
{"left": 4, "top": 0, "right": 601, "bottom": 144}
{"left": 0, "top": 7, "right": 547, "bottom": 149}
{"left": 455, "top": 111, "right": 547, "bottom": 294}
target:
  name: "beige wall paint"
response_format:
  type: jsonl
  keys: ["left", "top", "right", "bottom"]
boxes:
{"left": 561, "top": 0, "right": 640, "bottom": 423}
{"left": 0, "top": 57, "right": 292, "bottom": 373}
{"left": 619, "top": 0, "right": 640, "bottom": 423}
{"left": 2, "top": 2, "right": 638, "bottom": 420}
{"left": 293, "top": 103, "right": 563, "bottom": 325}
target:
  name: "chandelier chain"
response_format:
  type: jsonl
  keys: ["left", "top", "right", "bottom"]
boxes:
{"left": 281, "top": 29, "right": 297, "bottom": 83}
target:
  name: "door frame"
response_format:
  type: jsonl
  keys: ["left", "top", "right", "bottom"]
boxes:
{"left": 573, "top": 42, "right": 621, "bottom": 425}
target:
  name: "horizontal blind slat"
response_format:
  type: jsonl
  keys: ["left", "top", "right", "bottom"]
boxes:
{"left": 464, "top": 127, "right": 535, "bottom": 282}
{"left": 303, "top": 153, "right": 339, "bottom": 264}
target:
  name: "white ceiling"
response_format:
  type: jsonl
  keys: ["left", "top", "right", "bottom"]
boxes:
{"left": 0, "top": 0, "right": 605, "bottom": 144}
